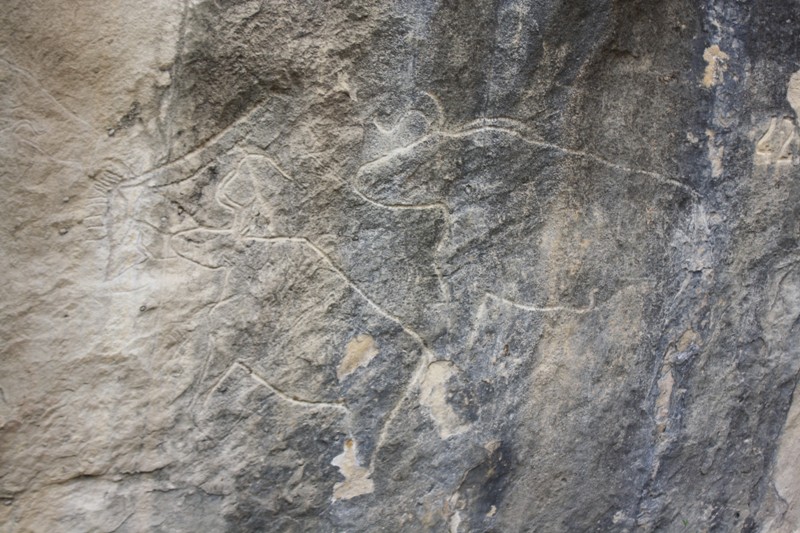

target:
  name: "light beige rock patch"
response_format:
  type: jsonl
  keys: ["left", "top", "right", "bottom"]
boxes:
{"left": 755, "top": 70, "right": 800, "bottom": 166}
{"left": 763, "top": 265, "right": 800, "bottom": 531}
{"left": 787, "top": 70, "right": 800, "bottom": 116}
{"left": 706, "top": 129, "right": 725, "bottom": 177}
{"left": 702, "top": 44, "right": 729, "bottom": 88}
{"left": 331, "top": 438, "right": 374, "bottom": 501}
{"left": 766, "top": 397, "right": 800, "bottom": 532}
{"left": 756, "top": 118, "right": 796, "bottom": 165}
{"left": 337, "top": 334, "right": 379, "bottom": 381}
{"left": 449, "top": 509, "right": 462, "bottom": 533}
{"left": 654, "top": 368, "right": 674, "bottom": 434}
{"left": 420, "top": 361, "right": 468, "bottom": 439}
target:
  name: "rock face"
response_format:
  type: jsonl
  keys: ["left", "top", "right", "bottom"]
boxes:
{"left": 2, "top": 0, "right": 800, "bottom": 531}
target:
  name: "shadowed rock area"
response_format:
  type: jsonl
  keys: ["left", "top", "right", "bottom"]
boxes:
{"left": 2, "top": 0, "right": 800, "bottom": 531}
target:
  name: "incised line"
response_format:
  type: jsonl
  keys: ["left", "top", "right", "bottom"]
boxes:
{"left": 485, "top": 287, "right": 600, "bottom": 314}
{"left": 356, "top": 123, "right": 699, "bottom": 197}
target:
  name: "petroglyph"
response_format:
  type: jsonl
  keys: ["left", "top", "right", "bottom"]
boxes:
{"left": 353, "top": 102, "right": 698, "bottom": 378}
{"left": 119, "top": 96, "right": 705, "bottom": 500}
{"left": 142, "top": 152, "right": 446, "bottom": 488}
{"left": 8, "top": 1, "right": 800, "bottom": 531}
{"left": 64, "top": 93, "right": 700, "bottom": 527}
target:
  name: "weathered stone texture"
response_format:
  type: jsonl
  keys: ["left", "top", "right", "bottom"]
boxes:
{"left": 2, "top": 0, "right": 800, "bottom": 531}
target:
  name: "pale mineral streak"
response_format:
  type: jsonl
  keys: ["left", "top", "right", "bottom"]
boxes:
{"left": 2, "top": 0, "right": 800, "bottom": 531}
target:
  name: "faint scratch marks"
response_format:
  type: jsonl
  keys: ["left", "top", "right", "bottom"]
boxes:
{"left": 120, "top": 104, "right": 265, "bottom": 190}
{"left": 0, "top": 56, "right": 98, "bottom": 134}
{"left": 90, "top": 167, "right": 127, "bottom": 194}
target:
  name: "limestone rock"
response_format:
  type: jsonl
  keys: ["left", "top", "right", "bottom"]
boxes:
{"left": 2, "top": 0, "right": 800, "bottom": 531}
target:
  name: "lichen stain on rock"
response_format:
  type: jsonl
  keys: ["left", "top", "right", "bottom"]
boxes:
{"left": 331, "top": 438, "right": 374, "bottom": 501}
{"left": 702, "top": 44, "right": 729, "bottom": 88}
{"left": 337, "top": 334, "right": 379, "bottom": 381}
{"left": 420, "top": 360, "right": 468, "bottom": 439}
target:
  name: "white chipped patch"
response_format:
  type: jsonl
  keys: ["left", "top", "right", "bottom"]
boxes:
{"left": 337, "top": 334, "right": 379, "bottom": 381}
{"left": 331, "top": 438, "right": 374, "bottom": 501}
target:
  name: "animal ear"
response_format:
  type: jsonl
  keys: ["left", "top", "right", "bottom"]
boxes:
{"left": 170, "top": 229, "right": 237, "bottom": 269}
{"left": 362, "top": 109, "right": 432, "bottom": 160}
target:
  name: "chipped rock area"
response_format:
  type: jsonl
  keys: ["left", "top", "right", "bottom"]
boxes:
{"left": 1, "top": 0, "right": 800, "bottom": 531}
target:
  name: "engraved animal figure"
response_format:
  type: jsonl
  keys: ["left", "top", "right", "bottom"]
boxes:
{"left": 165, "top": 151, "right": 442, "bottom": 468}
{"left": 352, "top": 105, "right": 695, "bottom": 356}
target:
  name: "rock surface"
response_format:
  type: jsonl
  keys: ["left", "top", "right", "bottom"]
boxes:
{"left": 2, "top": 0, "right": 800, "bottom": 531}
